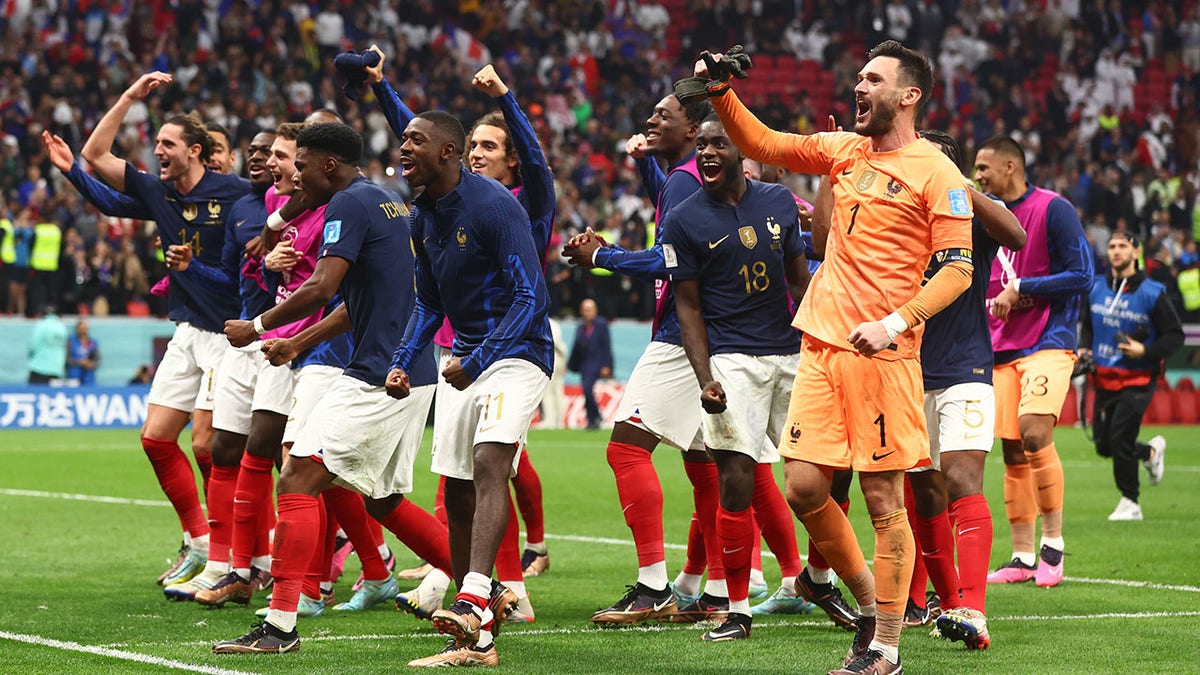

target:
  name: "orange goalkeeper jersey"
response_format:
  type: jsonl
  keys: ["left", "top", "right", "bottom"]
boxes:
{"left": 712, "top": 91, "right": 974, "bottom": 360}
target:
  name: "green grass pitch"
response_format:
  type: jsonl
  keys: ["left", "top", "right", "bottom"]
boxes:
{"left": 1, "top": 426, "right": 1197, "bottom": 673}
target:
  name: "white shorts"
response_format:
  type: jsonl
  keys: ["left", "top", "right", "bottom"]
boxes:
{"left": 913, "top": 382, "right": 995, "bottom": 473}
{"left": 431, "top": 358, "right": 549, "bottom": 481}
{"left": 701, "top": 353, "right": 798, "bottom": 463}
{"left": 147, "top": 322, "right": 228, "bottom": 413}
{"left": 290, "top": 374, "right": 434, "bottom": 499}
{"left": 282, "top": 364, "right": 343, "bottom": 446}
{"left": 212, "top": 343, "right": 296, "bottom": 434}
{"left": 613, "top": 341, "right": 704, "bottom": 451}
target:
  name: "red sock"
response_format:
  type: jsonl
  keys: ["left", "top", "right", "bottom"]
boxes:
{"left": 915, "top": 510, "right": 962, "bottom": 610}
{"left": 495, "top": 491, "right": 523, "bottom": 582}
{"left": 142, "top": 437, "right": 208, "bottom": 538}
{"left": 683, "top": 513, "right": 706, "bottom": 575}
{"left": 323, "top": 486, "right": 389, "bottom": 580}
{"left": 303, "top": 496, "right": 331, "bottom": 599}
{"left": 807, "top": 499, "right": 848, "bottom": 571}
{"left": 195, "top": 453, "right": 213, "bottom": 498}
{"left": 232, "top": 453, "right": 274, "bottom": 569}
{"left": 717, "top": 505, "right": 755, "bottom": 604}
{"left": 512, "top": 450, "right": 545, "bottom": 544}
{"left": 905, "top": 482, "right": 927, "bottom": 606}
{"left": 377, "top": 497, "right": 452, "bottom": 573}
{"left": 751, "top": 517, "right": 763, "bottom": 576}
{"left": 606, "top": 442, "right": 664, "bottom": 567}
{"left": 752, "top": 463, "right": 802, "bottom": 578}
{"left": 685, "top": 460, "right": 723, "bottom": 581}
{"left": 434, "top": 476, "right": 448, "bottom": 527}
{"left": 950, "top": 494, "right": 993, "bottom": 612}
{"left": 206, "top": 464, "right": 239, "bottom": 565}
{"left": 368, "top": 516, "right": 384, "bottom": 549}
{"left": 270, "top": 493, "right": 322, "bottom": 612}
{"left": 259, "top": 483, "right": 276, "bottom": 560}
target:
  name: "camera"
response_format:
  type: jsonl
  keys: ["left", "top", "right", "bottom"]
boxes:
{"left": 1073, "top": 351, "right": 1096, "bottom": 377}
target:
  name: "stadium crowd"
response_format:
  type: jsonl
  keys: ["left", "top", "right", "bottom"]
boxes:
{"left": 0, "top": 0, "right": 1198, "bottom": 322}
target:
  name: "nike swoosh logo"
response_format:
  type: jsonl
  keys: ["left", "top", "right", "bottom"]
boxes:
{"left": 722, "top": 547, "right": 744, "bottom": 555}
{"left": 708, "top": 235, "right": 730, "bottom": 249}
{"left": 479, "top": 424, "right": 499, "bottom": 433}
{"left": 622, "top": 503, "right": 634, "bottom": 514}
{"left": 841, "top": 168, "right": 852, "bottom": 176}
{"left": 235, "top": 219, "right": 246, "bottom": 228}
{"left": 652, "top": 598, "right": 673, "bottom": 612}
{"left": 871, "top": 450, "right": 896, "bottom": 461}
{"left": 1038, "top": 483, "right": 1055, "bottom": 491}
{"left": 233, "top": 499, "right": 251, "bottom": 504}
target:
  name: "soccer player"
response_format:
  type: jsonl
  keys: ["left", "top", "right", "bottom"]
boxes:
{"left": 206, "top": 122, "right": 238, "bottom": 174}
{"left": 1080, "top": 232, "right": 1181, "bottom": 521}
{"left": 79, "top": 72, "right": 250, "bottom": 586}
{"left": 364, "top": 49, "right": 555, "bottom": 594}
{"left": 211, "top": 123, "right": 443, "bottom": 653}
{"left": 564, "top": 93, "right": 732, "bottom": 626}
{"left": 694, "top": 40, "right": 974, "bottom": 674}
{"left": 976, "top": 136, "right": 1092, "bottom": 588}
{"left": 905, "top": 130, "right": 1026, "bottom": 650}
{"left": 387, "top": 111, "right": 552, "bottom": 668}
{"left": 669, "top": 114, "right": 811, "bottom": 641}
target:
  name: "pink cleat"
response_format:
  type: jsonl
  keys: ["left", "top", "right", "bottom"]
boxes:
{"left": 986, "top": 558, "right": 1036, "bottom": 584}
{"left": 1035, "top": 545, "right": 1064, "bottom": 587}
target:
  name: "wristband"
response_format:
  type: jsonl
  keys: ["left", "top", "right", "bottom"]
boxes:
{"left": 266, "top": 209, "right": 287, "bottom": 232}
{"left": 591, "top": 246, "right": 602, "bottom": 267}
{"left": 1013, "top": 278, "right": 1021, "bottom": 293}
{"left": 880, "top": 312, "right": 909, "bottom": 341}
{"left": 253, "top": 315, "right": 268, "bottom": 336}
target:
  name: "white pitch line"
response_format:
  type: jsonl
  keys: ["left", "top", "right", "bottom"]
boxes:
{"left": 119, "top": 610, "right": 1200, "bottom": 650}
{"left": 0, "top": 631, "right": 258, "bottom": 675}
{"left": 6, "top": 488, "right": 1199, "bottom": 592}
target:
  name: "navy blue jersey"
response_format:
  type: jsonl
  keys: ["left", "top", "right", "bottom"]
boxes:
{"left": 318, "top": 177, "right": 436, "bottom": 387}
{"left": 298, "top": 297, "right": 356, "bottom": 370}
{"left": 66, "top": 163, "right": 151, "bottom": 219}
{"left": 184, "top": 194, "right": 273, "bottom": 320}
{"left": 921, "top": 217, "right": 1000, "bottom": 390}
{"left": 123, "top": 164, "right": 250, "bottom": 332}
{"left": 391, "top": 168, "right": 553, "bottom": 379}
{"left": 664, "top": 181, "right": 803, "bottom": 356}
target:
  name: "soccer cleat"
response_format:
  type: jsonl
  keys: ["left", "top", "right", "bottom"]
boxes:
{"left": 212, "top": 621, "right": 300, "bottom": 654}
{"left": 352, "top": 547, "right": 395, "bottom": 592}
{"left": 667, "top": 592, "right": 729, "bottom": 624}
{"left": 669, "top": 582, "right": 701, "bottom": 607}
{"left": 936, "top": 608, "right": 990, "bottom": 650}
{"left": 1036, "top": 545, "right": 1064, "bottom": 588}
{"left": 321, "top": 588, "right": 336, "bottom": 606}
{"left": 508, "top": 593, "right": 535, "bottom": 624}
{"left": 160, "top": 546, "right": 206, "bottom": 587}
{"left": 195, "top": 571, "right": 254, "bottom": 608}
{"left": 925, "top": 591, "right": 941, "bottom": 621}
{"left": 407, "top": 639, "right": 498, "bottom": 667}
{"left": 395, "top": 587, "right": 447, "bottom": 620}
{"left": 591, "top": 583, "right": 678, "bottom": 625}
{"left": 829, "top": 648, "right": 902, "bottom": 675}
{"left": 903, "top": 598, "right": 930, "bottom": 627}
{"left": 397, "top": 561, "right": 434, "bottom": 581}
{"left": 1108, "top": 497, "right": 1144, "bottom": 521}
{"left": 796, "top": 568, "right": 861, "bottom": 631}
{"left": 431, "top": 600, "right": 485, "bottom": 645}
{"left": 521, "top": 548, "right": 550, "bottom": 577}
{"left": 986, "top": 558, "right": 1036, "bottom": 584}
{"left": 751, "top": 586, "right": 817, "bottom": 615}
{"left": 164, "top": 567, "right": 224, "bottom": 601}
{"left": 329, "top": 534, "right": 353, "bottom": 583}
{"left": 255, "top": 593, "right": 325, "bottom": 618}
{"left": 333, "top": 576, "right": 399, "bottom": 611}
{"left": 702, "top": 613, "right": 752, "bottom": 641}
{"left": 749, "top": 581, "right": 770, "bottom": 599}
{"left": 842, "top": 615, "right": 876, "bottom": 667}
{"left": 157, "top": 542, "right": 190, "bottom": 586}
{"left": 250, "top": 567, "right": 273, "bottom": 593}
{"left": 1145, "top": 436, "right": 1166, "bottom": 486}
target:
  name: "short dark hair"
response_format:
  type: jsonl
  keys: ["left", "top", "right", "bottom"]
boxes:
{"left": 866, "top": 40, "right": 934, "bottom": 116}
{"left": 296, "top": 123, "right": 363, "bottom": 164}
{"left": 680, "top": 97, "right": 714, "bottom": 125}
{"left": 275, "top": 122, "right": 306, "bottom": 142}
{"left": 1109, "top": 230, "right": 1140, "bottom": 248}
{"left": 464, "top": 111, "right": 515, "bottom": 165}
{"left": 205, "top": 121, "right": 232, "bottom": 147}
{"left": 920, "top": 129, "right": 962, "bottom": 171}
{"left": 416, "top": 110, "right": 467, "bottom": 155}
{"left": 163, "top": 112, "right": 214, "bottom": 163}
{"left": 978, "top": 135, "right": 1026, "bottom": 169}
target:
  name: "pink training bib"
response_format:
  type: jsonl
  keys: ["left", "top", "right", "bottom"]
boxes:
{"left": 987, "top": 186, "right": 1056, "bottom": 351}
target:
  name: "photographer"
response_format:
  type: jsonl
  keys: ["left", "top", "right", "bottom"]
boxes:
{"left": 1079, "top": 232, "right": 1183, "bottom": 521}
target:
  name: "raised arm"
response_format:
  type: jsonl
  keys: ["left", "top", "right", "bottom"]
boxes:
{"left": 365, "top": 46, "right": 418, "bottom": 143}
{"left": 44, "top": 131, "right": 151, "bottom": 219}
{"left": 81, "top": 72, "right": 174, "bottom": 192}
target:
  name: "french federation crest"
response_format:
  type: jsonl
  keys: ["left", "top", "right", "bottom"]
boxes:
{"left": 738, "top": 226, "right": 758, "bottom": 249}
{"left": 182, "top": 203, "right": 198, "bottom": 221}
{"left": 208, "top": 200, "right": 221, "bottom": 219}
{"left": 456, "top": 228, "right": 468, "bottom": 250}
{"left": 765, "top": 216, "right": 782, "bottom": 250}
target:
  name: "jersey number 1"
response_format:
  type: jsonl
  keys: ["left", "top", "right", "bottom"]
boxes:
{"left": 847, "top": 204, "right": 861, "bottom": 235}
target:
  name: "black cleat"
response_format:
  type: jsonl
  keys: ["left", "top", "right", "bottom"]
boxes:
{"left": 702, "top": 612, "right": 752, "bottom": 641}
{"left": 796, "top": 568, "right": 861, "bottom": 631}
{"left": 666, "top": 592, "right": 729, "bottom": 623}
{"left": 591, "top": 583, "right": 678, "bottom": 625}
{"left": 842, "top": 614, "right": 876, "bottom": 667}
{"left": 212, "top": 621, "right": 300, "bottom": 654}
{"left": 903, "top": 597, "right": 931, "bottom": 627}
{"left": 829, "top": 648, "right": 902, "bottom": 674}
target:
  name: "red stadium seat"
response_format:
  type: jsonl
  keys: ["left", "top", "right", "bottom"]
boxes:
{"left": 1173, "top": 377, "right": 1198, "bottom": 424}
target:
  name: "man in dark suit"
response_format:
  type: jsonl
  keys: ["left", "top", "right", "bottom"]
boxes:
{"left": 569, "top": 298, "right": 613, "bottom": 429}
